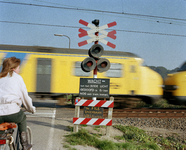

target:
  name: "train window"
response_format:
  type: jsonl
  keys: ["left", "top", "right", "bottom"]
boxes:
{"left": 37, "top": 58, "right": 51, "bottom": 75}
{"left": 105, "top": 63, "right": 122, "bottom": 78}
{"left": 37, "top": 65, "right": 51, "bottom": 74}
{"left": 130, "top": 65, "right": 136, "bottom": 73}
{"left": 74, "top": 61, "right": 91, "bottom": 77}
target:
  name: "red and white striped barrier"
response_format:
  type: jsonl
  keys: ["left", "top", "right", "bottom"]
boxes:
{"left": 73, "top": 118, "right": 112, "bottom": 126}
{"left": 73, "top": 97, "right": 114, "bottom": 133}
{"left": 75, "top": 99, "right": 114, "bottom": 108}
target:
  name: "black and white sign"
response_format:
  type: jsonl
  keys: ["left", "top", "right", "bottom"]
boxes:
{"left": 79, "top": 78, "right": 110, "bottom": 98}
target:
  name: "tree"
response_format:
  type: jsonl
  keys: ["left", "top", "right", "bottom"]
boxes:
{"left": 148, "top": 66, "right": 179, "bottom": 79}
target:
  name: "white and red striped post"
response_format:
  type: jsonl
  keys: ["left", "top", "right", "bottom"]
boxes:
{"left": 73, "top": 97, "right": 114, "bottom": 136}
{"left": 76, "top": 20, "right": 116, "bottom": 136}
{"left": 93, "top": 28, "right": 99, "bottom": 100}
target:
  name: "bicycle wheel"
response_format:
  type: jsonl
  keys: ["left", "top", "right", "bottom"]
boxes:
{"left": 26, "top": 126, "right": 32, "bottom": 150}
{"left": 14, "top": 126, "right": 20, "bottom": 150}
{"left": 9, "top": 142, "right": 15, "bottom": 150}
{"left": 4, "top": 137, "right": 16, "bottom": 150}
{"left": 0, "top": 144, "right": 7, "bottom": 150}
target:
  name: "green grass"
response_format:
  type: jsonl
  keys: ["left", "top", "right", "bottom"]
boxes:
{"left": 114, "top": 125, "right": 160, "bottom": 150}
{"left": 155, "top": 99, "right": 186, "bottom": 108}
{"left": 139, "top": 99, "right": 186, "bottom": 108}
{"left": 64, "top": 125, "right": 186, "bottom": 150}
{"left": 65, "top": 129, "right": 128, "bottom": 150}
{"left": 114, "top": 125, "right": 186, "bottom": 150}
{"left": 63, "top": 144, "right": 77, "bottom": 150}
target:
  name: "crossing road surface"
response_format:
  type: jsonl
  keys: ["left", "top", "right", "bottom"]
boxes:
{"left": 26, "top": 99, "right": 83, "bottom": 150}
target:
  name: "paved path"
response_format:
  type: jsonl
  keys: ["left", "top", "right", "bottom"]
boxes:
{"left": 26, "top": 99, "right": 83, "bottom": 150}
{"left": 27, "top": 116, "right": 72, "bottom": 150}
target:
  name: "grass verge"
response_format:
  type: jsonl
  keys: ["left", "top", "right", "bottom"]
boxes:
{"left": 64, "top": 125, "right": 186, "bottom": 150}
{"left": 140, "top": 99, "right": 186, "bottom": 108}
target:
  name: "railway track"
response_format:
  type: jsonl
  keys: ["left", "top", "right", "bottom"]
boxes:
{"left": 32, "top": 98, "right": 186, "bottom": 119}
{"left": 103, "top": 108, "right": 186, "bottom": 118}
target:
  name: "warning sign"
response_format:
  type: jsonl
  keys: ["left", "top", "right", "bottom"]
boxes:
{"left": 79, "top": 78, "right": 110, "bottom": 98}
{"left": 84, "top": 106, "right": 103, "bottom": 118}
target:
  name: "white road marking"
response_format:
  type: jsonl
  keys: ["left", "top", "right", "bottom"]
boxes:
{"left": 25, "top": 108, "right": 57, "bottom": 149}
{"left": 46, "top": 109, "right": 56, "bottom": 150}
{"left": 25, "top": 109, "right": 56, "bottom": 118}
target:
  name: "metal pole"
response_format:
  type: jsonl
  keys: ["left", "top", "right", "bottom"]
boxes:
{"left": 54, "top": 34, "right": 70, "bottom": 49}
{"left": 62, "top": 35, "right": 70, "bottom": 49}
{"left": 92, "top": 32, "right": 99, "bottom": 101}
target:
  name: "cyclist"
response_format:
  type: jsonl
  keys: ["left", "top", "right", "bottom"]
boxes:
{"left": 0, "top": 57, "right": 36, "bottom": 150}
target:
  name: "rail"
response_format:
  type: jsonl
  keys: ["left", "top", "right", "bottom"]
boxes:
{"left": 103, "top": 108, "right": 186, "bottom": 118}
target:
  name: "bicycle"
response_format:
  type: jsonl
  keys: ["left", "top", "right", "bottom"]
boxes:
{"left": 0, "top": 122, "right": 32, "bottom": 150}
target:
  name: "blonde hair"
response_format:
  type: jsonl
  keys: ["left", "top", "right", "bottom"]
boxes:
{"left": 0, "top": 57, "right": 21, "bottom": 78}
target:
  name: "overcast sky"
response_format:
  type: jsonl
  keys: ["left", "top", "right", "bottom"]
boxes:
{"left": 0, "top": 0, "right": 186, "bottom": 70}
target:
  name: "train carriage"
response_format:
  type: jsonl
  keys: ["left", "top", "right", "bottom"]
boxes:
{"left": 163, "top": 61, "right": 186, "bottom": 105}
{"left": 0, "top": 45, "right": 163, "bottom": 105}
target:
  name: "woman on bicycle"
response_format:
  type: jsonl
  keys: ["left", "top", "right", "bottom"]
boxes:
{"left": 0, "top": 57, "right": 36, "bottom": 150}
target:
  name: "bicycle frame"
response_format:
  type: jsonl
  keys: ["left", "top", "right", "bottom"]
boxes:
{"left": 0, "top": 111, "right": 33, "bottom": 150}
{"left": 0, "top": 123, "right": 19, "bottom": 150}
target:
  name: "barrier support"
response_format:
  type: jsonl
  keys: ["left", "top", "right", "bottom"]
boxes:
{"left": 74, "top": 97, "right": 80, "bottom": 133}
{"left": 106, "top": 96, "right": 114, "bottom": 136}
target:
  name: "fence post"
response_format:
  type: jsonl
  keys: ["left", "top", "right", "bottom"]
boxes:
{"left": 73, "top": 97, "right": 80, "bottom": 133}
{"left": 106, "top": 96, "right": 114, "bottom": 136}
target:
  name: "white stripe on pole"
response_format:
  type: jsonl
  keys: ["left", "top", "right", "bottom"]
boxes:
{"left": 99, "top": 24, "right": 108, "bottom": 30}
{"left": 99, "top": 30, "right": 108, "bottom": 36}
{"left": 74, "top": 118, "right": 85, "bottom": 124}
{"left": 87, "top": 29, "right": 97, "bottom": 35}
{"left": 88, "top": 33, "right": 96, "bottom": 38}
{"left": 101, "top": 102, "right": 110, "bottom": 107}
{"left": 87, "top": 118, "right": 98, "bottom": 125}
{"left": 99, "top": 39, "right": 108, "bottom": 45}
{"left": 98, "top": 34, "right": 107, "bottom": 39}
{"left": 87, "top": 23, "right": 96, "bottom": 29}
{"left": 87, "top": 38, "right": 95, "bottom": 44}
{"left": 88, "top": 100, "right": 99, "bottom": 107}
{"left": 76, "top": 100, "right": 87, "bottom": 106}
{"left": 100, "top": 119, "right": 111, "bottom": 125}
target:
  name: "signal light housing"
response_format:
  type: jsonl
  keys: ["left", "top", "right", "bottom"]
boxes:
{"left": 92, "top": 19, "right": 99, "bottom": 26}
{"left": 97, "top": 58, "right": 110, "bottom": 73}
{"left": 81, "top": 57, "right": 96, "bottom": 72}
{"left": 89, "top": 44, "right": 104, "bottom": 59}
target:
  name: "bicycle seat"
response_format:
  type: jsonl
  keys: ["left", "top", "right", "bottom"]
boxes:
{"left": 0, "top": 123, "right": 17, "bottom": 131}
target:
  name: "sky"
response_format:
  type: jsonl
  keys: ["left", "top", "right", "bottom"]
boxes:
{"left": 0, "top": 0, "right": 186, "bottom": 70}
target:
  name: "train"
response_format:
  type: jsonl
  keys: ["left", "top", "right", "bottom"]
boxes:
{"left": 163, "top": 61, "right": 186, "bottom": 105}
{"left": 0, "top": 44, "right": 163, "bottom": 105}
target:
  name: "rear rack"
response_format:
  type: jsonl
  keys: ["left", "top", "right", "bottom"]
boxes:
{"left": 0, "top": 123, "right": 17, "bottom": 131}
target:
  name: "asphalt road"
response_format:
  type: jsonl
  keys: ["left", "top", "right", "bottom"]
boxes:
{"left": 26, "top": 99, "right": 83, "bottom": 150}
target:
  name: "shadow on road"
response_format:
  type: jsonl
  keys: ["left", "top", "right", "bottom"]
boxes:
{"left": 33, "top": 101, "right": 75, "bottom": 108}
{"left": 27, "top": 119, "right": 72, "bottom": 131}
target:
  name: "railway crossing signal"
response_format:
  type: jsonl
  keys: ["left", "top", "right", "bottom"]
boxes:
{"left": 81, "top": 57, "right": 96, "bottom": 72}
{"left": 89, "top": 44, "right": 104, "bottom": 59}
{"left": 79, "top": 19, "right": 116, "bottom": 73}
{"left": 78, "top": 19, "right": 117, "bottom": 48}
{"left": 97, "top": 58, "right": 110, "bottom": 73}
{"left": 81, "top": 44, "right": 110, "bottom": 73}
{"left": 77, "top": 20, "right": 114, "bottom": 130}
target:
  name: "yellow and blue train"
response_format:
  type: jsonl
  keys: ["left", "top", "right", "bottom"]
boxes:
{"left": 163, "top": 61, "right": 186, "bottom": 105}
{"left": 0, "top": 45, "right": 163, "bottom": 105}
